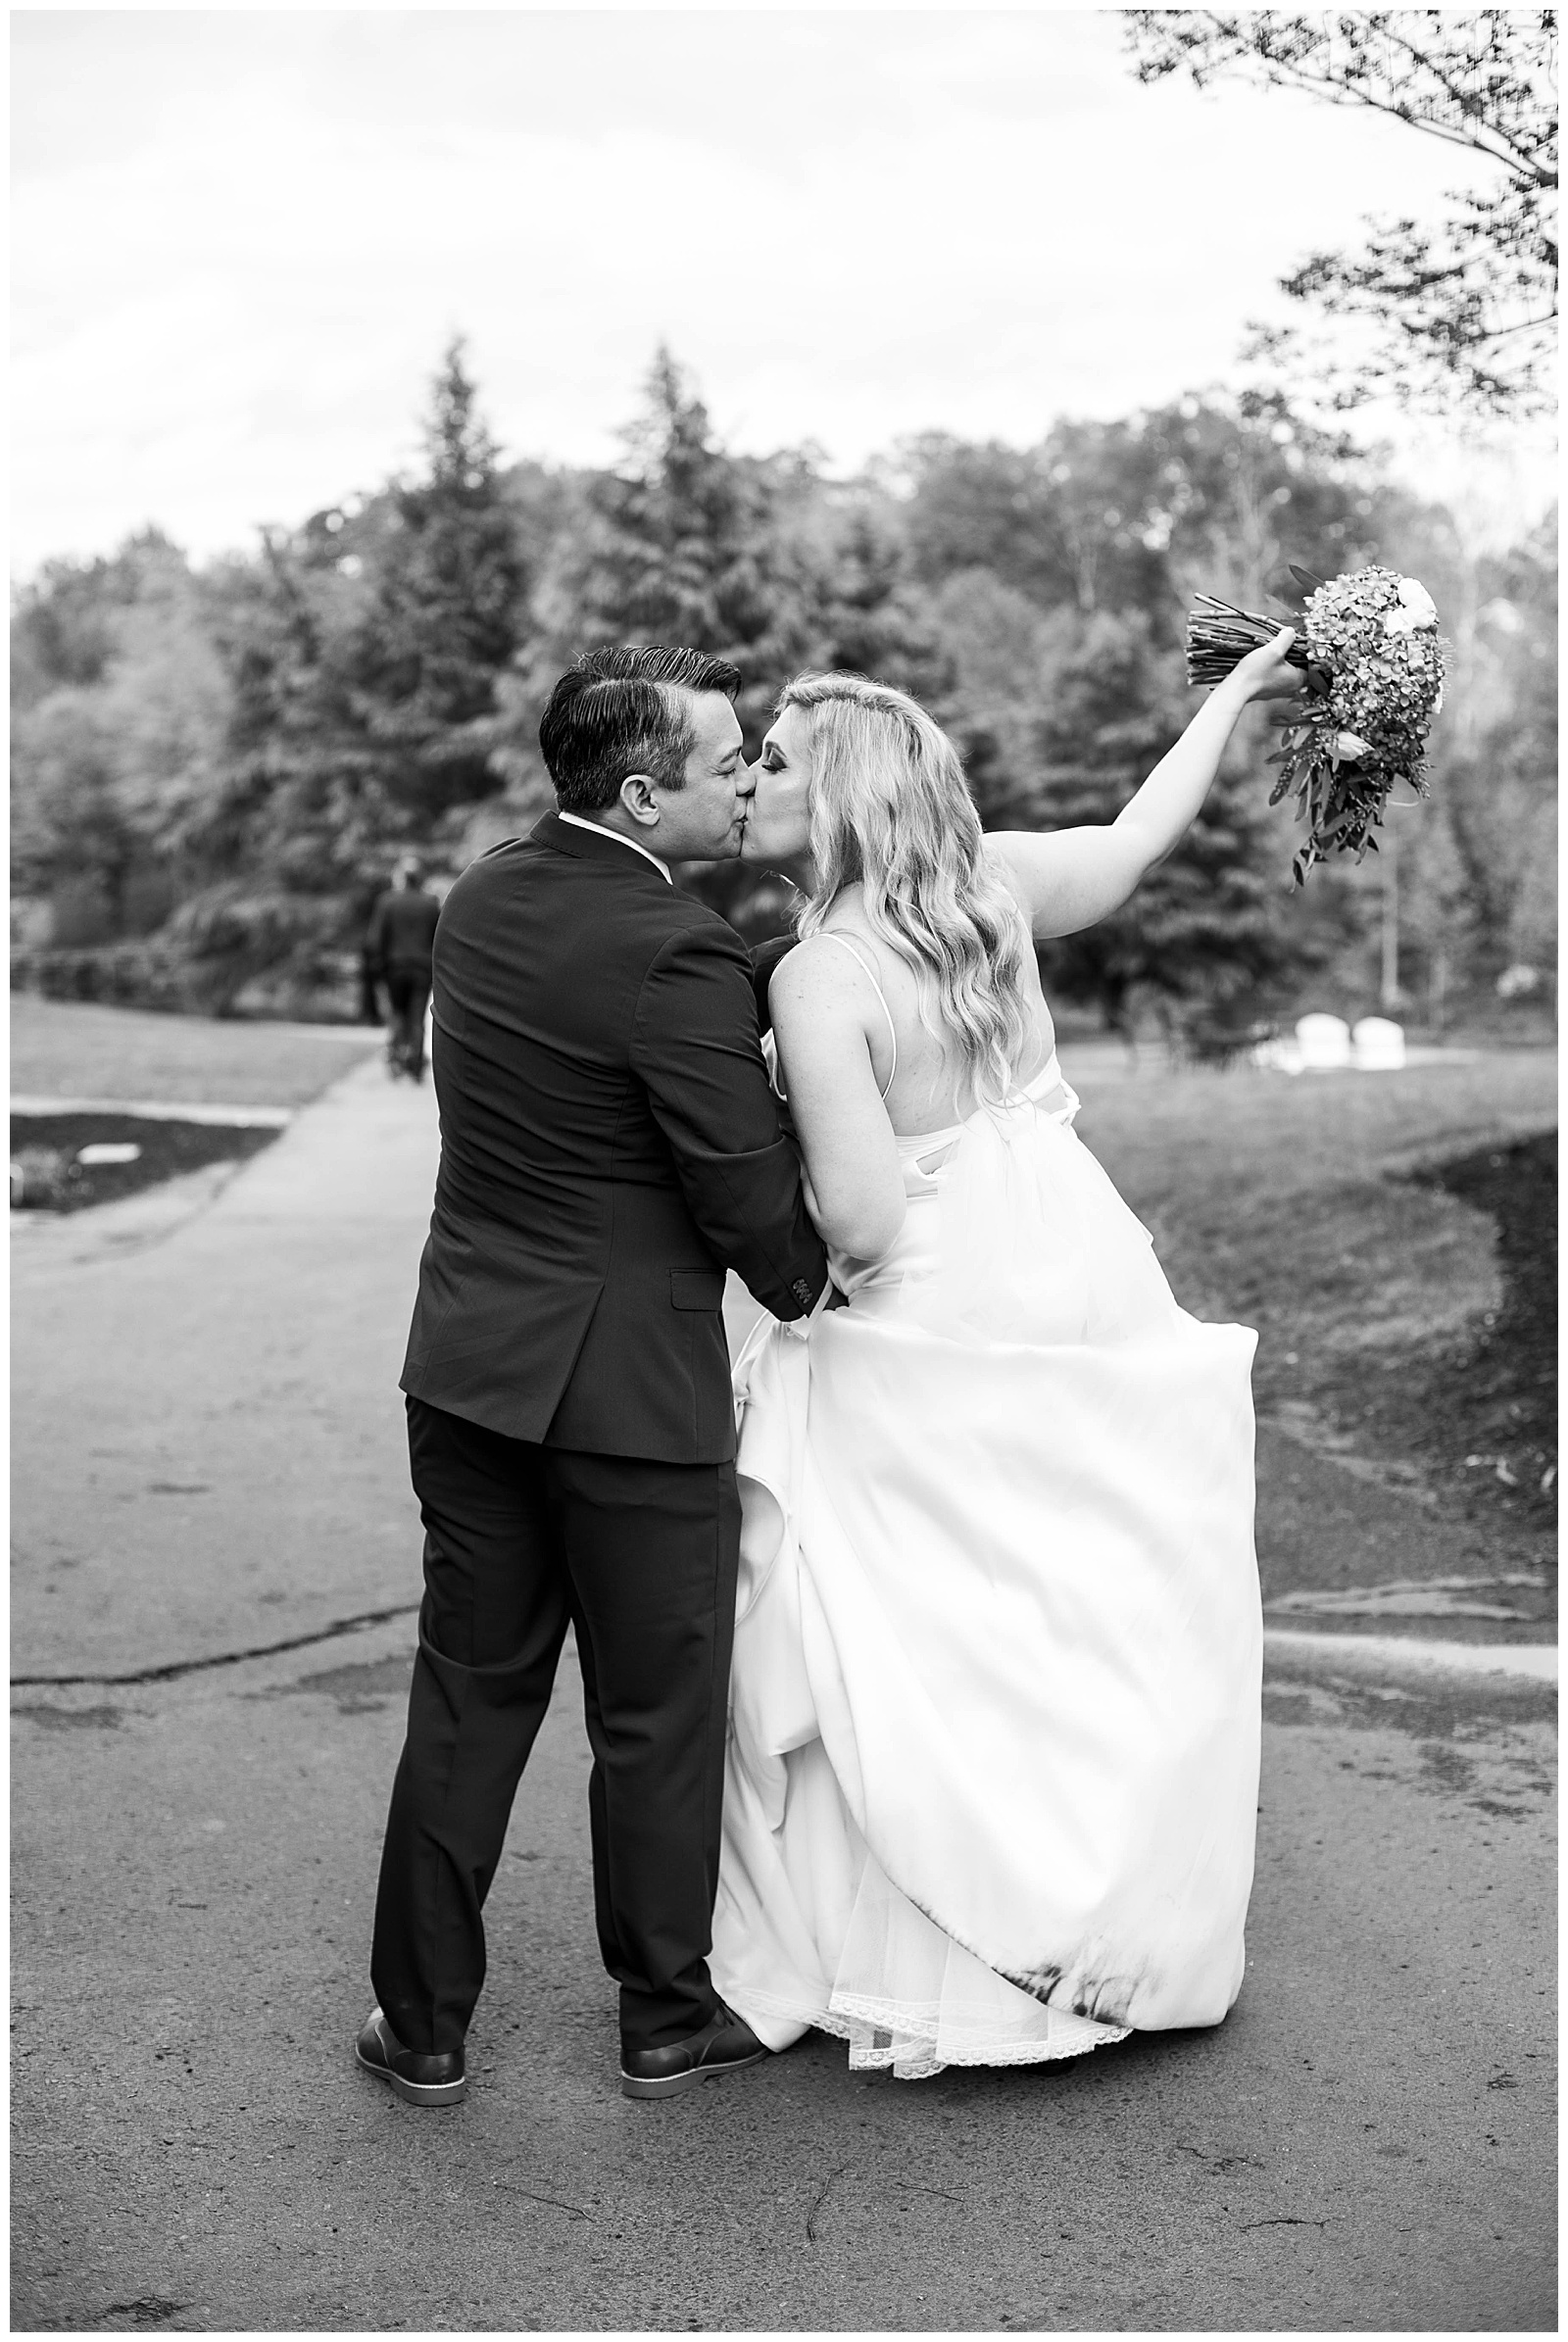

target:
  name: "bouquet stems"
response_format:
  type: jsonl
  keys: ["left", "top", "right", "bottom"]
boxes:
{"left": 1186, "top": 594, "right": 1311, "bottom": 689}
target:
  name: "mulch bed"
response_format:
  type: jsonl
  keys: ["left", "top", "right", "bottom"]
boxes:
{"left": 1331, "top": 1130, "right": 1558, "bottom": 1542}
{"left": 10, "top": 1112, "right": 282, "bottom": 1214}
{"left": 1419, "top": 1130, "right": 1558, "bottom": 1410}
{"left": 1409, "top": 1129, "right": 1557, "bottom": 1501}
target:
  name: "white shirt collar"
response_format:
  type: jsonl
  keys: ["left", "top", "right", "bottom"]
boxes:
{"left": 558, "top": 811, "right": 671, "bottom": 885}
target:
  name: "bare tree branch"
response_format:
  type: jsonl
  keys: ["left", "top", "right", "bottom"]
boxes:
{"left": 1124, "top": 10, "right": 1558, "bottom": 415}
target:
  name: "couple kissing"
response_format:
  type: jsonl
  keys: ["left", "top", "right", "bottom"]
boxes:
{"left": 358, "top": 632, "right": 1297, "bottom": 2106}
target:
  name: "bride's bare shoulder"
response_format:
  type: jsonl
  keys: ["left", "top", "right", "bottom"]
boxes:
{"left": 981, "top": 834, "right": 1038, "bottom": 908}
{"left": 770, "top": 927, "right": 899, "bottom": 1037}
{"left": 771, "top": 928, "right": 868, "bottom": 998}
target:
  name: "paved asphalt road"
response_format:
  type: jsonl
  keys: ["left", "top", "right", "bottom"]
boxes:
{"left": 11, "top": 1060, "right": 1557, "bottom": 2334}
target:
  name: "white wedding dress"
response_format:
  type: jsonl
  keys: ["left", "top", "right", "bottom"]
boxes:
{"left": 710, "top": 971, "right": 1261, "bottom": 2080}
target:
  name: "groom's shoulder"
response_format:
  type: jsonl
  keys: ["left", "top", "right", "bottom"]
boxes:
{"left": 657, "top": 884, "right": 744, "bottom": 946}
{"left": 442, "top": 830, "right": 542, "bottom": 905}
{"left": 445, "top": 831, "right": 745, "bottom": 964}
{"left": 630, "top": 889, "right": 752, "bottom": 994}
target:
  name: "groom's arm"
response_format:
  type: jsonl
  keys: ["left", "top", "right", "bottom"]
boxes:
{"left": 632, "top": 923, "right": 829, "bottom": 1322}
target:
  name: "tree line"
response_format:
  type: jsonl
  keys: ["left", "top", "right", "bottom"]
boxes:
{"left": 11, "top": 341, "right": 1556, "bottom": 1038}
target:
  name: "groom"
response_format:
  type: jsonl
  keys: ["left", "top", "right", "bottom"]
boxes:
{"left": 358, "top": 645, "right": 830, "bottom": 2107}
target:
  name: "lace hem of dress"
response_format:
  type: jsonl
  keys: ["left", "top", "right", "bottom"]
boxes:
{"left": 829, "top": 1990, "right": 1130, "bottom": 2082}
{"left": 722, "top": 1981, "right": 1131, "bottom": 2085}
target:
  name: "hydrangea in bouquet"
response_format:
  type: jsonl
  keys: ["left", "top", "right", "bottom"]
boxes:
{"left": 1187, "top": 565, "right": 1446, "bottom": 885}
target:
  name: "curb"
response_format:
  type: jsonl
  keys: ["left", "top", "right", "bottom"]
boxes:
{"left": 1264, "top": 1628, "right": 1557, "bottom": 1684}
{"left": 11, "top": 1095, "right": 294, "bottom": 1127}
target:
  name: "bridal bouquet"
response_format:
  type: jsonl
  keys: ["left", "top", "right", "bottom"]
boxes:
{"left": 1187, "top": 565, "right": 1446, "bottom": 885}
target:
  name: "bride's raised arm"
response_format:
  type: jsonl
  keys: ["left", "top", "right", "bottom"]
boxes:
{"left": 768, "top": 940, "right": 906, "bottom": 1261}
{"left": 986, "top": 628, "right": 1299, "bottom": 942}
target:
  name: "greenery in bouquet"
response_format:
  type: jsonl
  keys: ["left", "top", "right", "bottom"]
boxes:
{"left": 1187, "top": 564, "right": 1446, "bottom": 886}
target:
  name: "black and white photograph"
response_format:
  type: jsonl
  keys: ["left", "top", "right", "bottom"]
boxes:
{"left": 10, "top": 8, "right": 1557, "bottom": 2333}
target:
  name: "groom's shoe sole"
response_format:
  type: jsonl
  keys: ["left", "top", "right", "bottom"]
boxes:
{"left": 620, "top": 2045, "right": 768, "bottom": 2100}
{"left": 356, "top": 2007, "right": 467, "bottom": 2107}
{"left": 619, "top": 2003, "right": 769, "bottom": 2099}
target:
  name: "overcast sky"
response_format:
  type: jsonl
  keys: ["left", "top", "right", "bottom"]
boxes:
{"left": 11, "top": 8, "right": 1554, "bottom": 574}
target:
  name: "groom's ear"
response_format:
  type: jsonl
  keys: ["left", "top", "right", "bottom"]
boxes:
{"left": 617, "top": 772, "right": 662, "bottom": 828}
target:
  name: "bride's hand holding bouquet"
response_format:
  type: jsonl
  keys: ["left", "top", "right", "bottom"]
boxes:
{"left": 1222, "top": 628, "right": 1309, "bottom": 703}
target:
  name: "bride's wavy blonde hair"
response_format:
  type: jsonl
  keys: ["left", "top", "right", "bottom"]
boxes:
{"left": 780, "top": 671, "right": 1034, "bottom": 1109}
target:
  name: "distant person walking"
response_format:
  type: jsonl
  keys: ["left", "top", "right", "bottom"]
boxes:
{"left": 355, "top": 876, "right": 388, "bottom": 1027}
{"left": 368, "top": 857, "right": 441, "bottom": 1082}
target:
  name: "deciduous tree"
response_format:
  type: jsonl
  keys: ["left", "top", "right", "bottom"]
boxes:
{"left": 1125, "top": 10, "right": 1559, "bottom": 414}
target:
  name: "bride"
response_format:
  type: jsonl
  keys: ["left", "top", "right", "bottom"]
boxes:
{"left": 709, "top": 629, "right": 1300, "bottom": 2080}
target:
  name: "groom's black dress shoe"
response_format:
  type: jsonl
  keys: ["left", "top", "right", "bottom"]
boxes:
{"left": 356, "top": 2006, "right": 467, "bottom": 2107}
{"left": 620, "top": 2001, "right": 768, "bottom": 2100}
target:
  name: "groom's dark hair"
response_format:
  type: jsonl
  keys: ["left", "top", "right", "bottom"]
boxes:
{"left": 539, "top": 645, "right": 743, "bottom": 815}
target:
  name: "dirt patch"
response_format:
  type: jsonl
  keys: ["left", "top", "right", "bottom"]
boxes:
{"left": 1141, "top": 1125, "right": 1555, "bottom": 1568}
{"left": 1322, "top": 1132, "right": 1557, "bottom": 1543}
{"left": 10, "top": 1112, "right": 280, "bottom": 1213}
{"left": 1411, "top": 1130, "right": 1557, "bottom": 1452}
{"left": 247, "top": 1652, "right": 415, "bottom": 1715}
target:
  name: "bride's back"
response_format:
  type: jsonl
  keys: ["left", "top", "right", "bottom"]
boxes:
{"left": 816, "top": 871, "right": 1054, "bottom": 1138}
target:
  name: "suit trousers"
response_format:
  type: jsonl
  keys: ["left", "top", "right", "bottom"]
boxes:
{"left": 370, "top": 1397, "right": 742, "bottom": 2055}
{"left": 385, "top": 969, "right": 431, "bottom": 1077}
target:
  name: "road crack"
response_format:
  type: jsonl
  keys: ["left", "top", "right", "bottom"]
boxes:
{"left": 10, "top": 1602, "right": 419, "bottom": 1690}
{"left": 491, "top": 2180, "right": 591, "bottom": 2220}
{"left": 806, "top": 2164, "right": 850, "bottom": 2244}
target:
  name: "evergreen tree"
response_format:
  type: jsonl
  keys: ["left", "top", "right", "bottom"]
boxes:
{"left": 514, "top": 351, "right": 803, "bottom": 931}
{"left": 535, "top": 348, "right": 807, "bottom": 744}
{"left": 215, "top": 527, "right": 383, "bottom": 875}
{"left": 353, "top": 338, "right": 526, "bottom": 836}
{"left": 802, "top": 504, "right": 954, "bottom": 706}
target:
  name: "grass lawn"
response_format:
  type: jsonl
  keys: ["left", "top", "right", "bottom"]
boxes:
{"left": 1060, "top": 1045, "right": 1556, "bottom": 1203}
{"left": 1063, "top": 1045, "right": 1557, "bottom": 1563}
{"left": 9, "top": 996, "right": 382, "bottom": 1109}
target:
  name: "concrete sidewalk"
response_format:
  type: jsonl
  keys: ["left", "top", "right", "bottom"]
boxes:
{"left": 12, "top": 1057, "right": 440, "bottom": 1682}
{"left": 11, "top": 1057, "right": 1557, "bottom": 2332}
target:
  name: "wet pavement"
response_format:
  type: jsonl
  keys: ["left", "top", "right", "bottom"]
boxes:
{"left": 11, "top": 1625, "right": 1555, "bottom": 2332}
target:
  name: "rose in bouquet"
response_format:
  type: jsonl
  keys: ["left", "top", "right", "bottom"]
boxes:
{"left": 1187, "top": 565, "right": 1446, "bottom": 885}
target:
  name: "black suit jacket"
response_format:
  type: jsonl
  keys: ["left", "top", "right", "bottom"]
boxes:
{"left": 401, "top": 813, "right": 829, "bottom": 1462}
{"left": 750, "top": 933, "right": 794, "bottom": 1038}
{"left": 367, "top": 886, "right": 441, "bottom": 977}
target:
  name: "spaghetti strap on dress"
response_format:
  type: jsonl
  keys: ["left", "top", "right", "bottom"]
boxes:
{"left": 814, "top": 932, "right": 898, "bottom": 1099}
